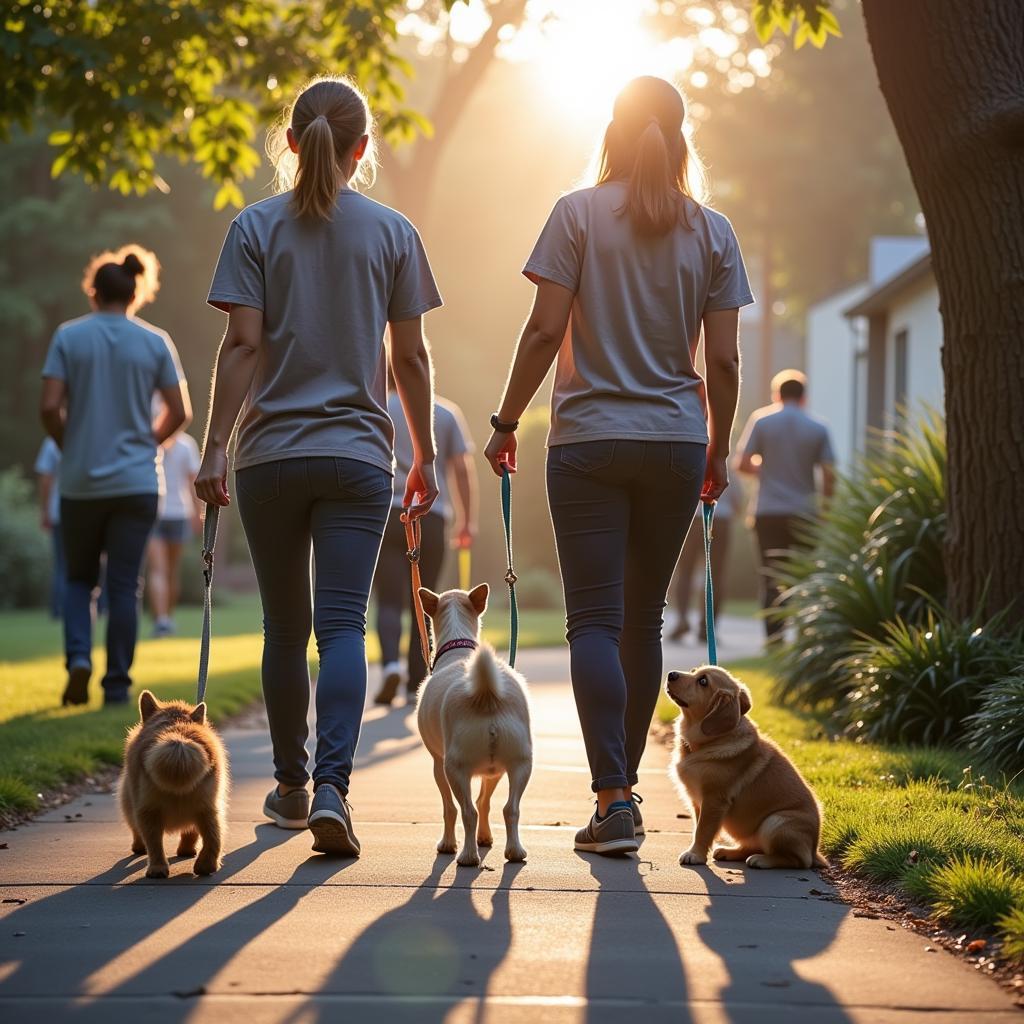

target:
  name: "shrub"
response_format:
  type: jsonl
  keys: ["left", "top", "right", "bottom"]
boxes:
{"left": 771, "top": 412, "right": 946, "bottom": 710}
{"left": 839, "top": 610, "right": 1024, "bottom": 746}
{"left": 963, "top": 671, "right": 1024, "bottom": 777}
{"left": 0, "top": 467, "right": 52, "bottom": 609}
{"left": 998, "top": 906, "right": 1024, "bottom": 961}
{"left": 926, "top": 856, "right": 1024, "bottom": 928}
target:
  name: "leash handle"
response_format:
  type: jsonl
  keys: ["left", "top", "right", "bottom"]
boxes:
{"left": 402, "top": 509, "right": 434, "bottom": 670}
{"left": 196, "top": 503, "right": 220, "bottom": 704}
{"left": 500, "top": 463, "right": 519, "bottom": 669}
{"left": 702, "top": 500, "right": 717, "bottom": 666}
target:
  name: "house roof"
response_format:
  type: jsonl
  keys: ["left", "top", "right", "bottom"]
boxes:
{"left": 843, "top": 251, "right": 933, "bottom": 319}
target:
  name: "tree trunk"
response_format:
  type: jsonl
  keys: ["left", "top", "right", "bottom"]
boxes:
{"left": 861, "top": 0, "right": 1024, "bottom": 627}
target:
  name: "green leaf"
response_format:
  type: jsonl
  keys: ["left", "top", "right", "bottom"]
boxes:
{"left": 752, "top": 1, "right": 777, "bottom": 44}
{"left": 213, "top": 180, "right": 244, "bottom": 211}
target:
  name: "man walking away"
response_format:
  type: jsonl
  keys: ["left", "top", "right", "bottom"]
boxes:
{"left": 737, "top": 370, "right": 834, "bottom": 644}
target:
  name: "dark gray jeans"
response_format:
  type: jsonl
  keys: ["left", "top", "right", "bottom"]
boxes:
{"left": 236, "top": 456, "right": 391, "bottom": 795}
{"left": 547, "top": 440, "right": 706, "bottom": 792}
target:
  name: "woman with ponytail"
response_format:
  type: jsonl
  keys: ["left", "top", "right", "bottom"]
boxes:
{"left": 484, "top": 76, "right": 753, "bottom": 855}
{"left": 197, "top": 76, "right": 441, "bottom": 857}
{"left": 40, "top": 245, "right": 191, "bottom": 707}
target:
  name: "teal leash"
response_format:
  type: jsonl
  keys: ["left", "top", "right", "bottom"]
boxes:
{"left": 702, "top": 500, "right": 717, "bottom": 666}
{"left": 500, "top": 464, "right": 519, "bottom": 669}
{"left": 196, "top": 503, "right": 220, "bottom": 704}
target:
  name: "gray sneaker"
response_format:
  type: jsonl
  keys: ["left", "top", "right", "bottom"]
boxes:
{"left": 263, "top": 787, "right": 309, "bottom": 829}
{"left": 631, "top": 793, "right": 645, "bottom": 836}
{"left": 574, "top": 805, "right": 639, "bottom": 855}
{"left": 309, "top": 785, "right": 361, "bottom": 857}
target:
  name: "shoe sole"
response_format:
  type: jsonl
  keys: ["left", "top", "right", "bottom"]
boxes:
{"left": 263, "top": 803, "right": 309, "bottom": 830}
{"left": 574, "top": 837, "right": 640, "bottom": 855}
{"left": 634, "top": 824, "right": 645, "bottom": 836}
{"left": 62, "top": 664, "right": 90, "bottom": 706}
{"left": 309, "top": 812, "right": 360, "bottom": 857}
{"left": 374, "top": 670, "right": 401, "bottom": 706}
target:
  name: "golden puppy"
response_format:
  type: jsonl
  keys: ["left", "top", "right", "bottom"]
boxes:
{"left": 119, "top": 690, "right": 228, "bottom": 878}
{"left": 666, "top": 666, "right": 826, "bottom": 870}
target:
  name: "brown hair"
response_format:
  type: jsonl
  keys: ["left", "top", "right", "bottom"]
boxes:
{"left": 596, "top": 76, "right": 707, "bottom": 236}
{"left": 772, "top": 369, "right": 807, "bottom": 401}
{"left": 268, "top": 76, "right": 377, "bottom": 222}
{"left": 81, "top": 244, "right": 160, "bottom": 312}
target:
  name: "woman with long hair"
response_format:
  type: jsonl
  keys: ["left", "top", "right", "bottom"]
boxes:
{"left": 484, "top": 76, "right": 752, "bottom": 855}
{"left": 40, "top": 245, "right": 191, "bottom": 706}
{"left": 196, "top": 76, "right": 441, "bottom": 857}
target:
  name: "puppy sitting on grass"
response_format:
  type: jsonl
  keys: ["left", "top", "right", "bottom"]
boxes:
{"left": 417, "top": 584, "right": 533, "bottom": 867}
{"left": 666, "top": 666, "right": 826, "bottom": 870}
{"left": 120, "top": 690, "right": 228, "bottom": 878}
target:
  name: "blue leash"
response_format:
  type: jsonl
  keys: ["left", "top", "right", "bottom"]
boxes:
{"left": 702, "top": 500, "right": 717, "bottom": 666}
{"left": 500, "top": 464, "right": 519, "bottom": 669}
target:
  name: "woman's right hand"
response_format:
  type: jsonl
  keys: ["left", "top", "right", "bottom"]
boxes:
{"left": 702, "top": 448, "right": 729, "bottom": 503}
{"left": 195, "top": 446, "right": 230, "bottom": 507}
{"left": 484, "top": 430, "right": 518, "bottom": 477}
{"left": 403, "top": 461, "right": 439, "bottom": 520}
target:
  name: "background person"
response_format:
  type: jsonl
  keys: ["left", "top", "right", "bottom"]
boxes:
{"left": 737, "top": 369, "right": 835, "bottom": 644}
{"left": 667, "top": 477, "right": 742, "bottom": 644}
{"left": 34, "top": 437, "right": 64, "bottom": 620}
{"left": 196, "top": 76, "right": 441, "bottom": 858}
{"left": 484, "top": 76, "right": 751, "bottom": 856}
{"left": 374, "top": 381, "right": 476, "bottom": 705}
{"left": 148, "top": 428, "right": 203, "bottom": 637}
{"left": 39, "top": 246, "right": 190, "bottom": 706}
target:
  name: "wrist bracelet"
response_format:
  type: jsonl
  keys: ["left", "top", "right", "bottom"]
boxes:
{"left": 490, "top": 413, "right": 519, "bottom": 433}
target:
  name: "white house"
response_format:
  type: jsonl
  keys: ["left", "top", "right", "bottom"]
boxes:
{"left": 805, "top": 236, "right": 936, "bottom": 469}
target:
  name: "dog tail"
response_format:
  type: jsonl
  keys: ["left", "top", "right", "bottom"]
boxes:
{"left": 144, "top": 730, "right": 211, "bottom": 794}
{"left": 467, "top": 643, "right": 505, "bottom": 712}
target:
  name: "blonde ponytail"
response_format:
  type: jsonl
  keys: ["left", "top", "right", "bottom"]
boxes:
{"left": 626, "top": 120, "right": 679, "bottom": 236}
{"left": 293, "top": 115, "right": 340, "bottom": 222}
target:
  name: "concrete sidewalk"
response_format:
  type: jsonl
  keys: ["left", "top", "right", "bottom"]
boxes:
{"left": 1, "top": 648, "right": 1018, "bottom": 1022}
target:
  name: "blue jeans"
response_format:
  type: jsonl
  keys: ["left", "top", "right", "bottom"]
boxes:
{"left": 547, "top": 440, "right": 706, "bottom": 792}
{"left": 60, "top": 494, "right": 159, "bottom": 697}
{"left": 236, "top": 457, "right": 391, "bottom": 795}
{"left": 49, "top": 527, "right": 66, "bottom": 620}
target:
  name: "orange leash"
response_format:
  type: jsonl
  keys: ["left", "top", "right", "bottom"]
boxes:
{"left": 402, "top": 509, "right": 433, "bottom": 669}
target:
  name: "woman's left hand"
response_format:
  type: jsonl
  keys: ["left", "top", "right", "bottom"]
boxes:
{"left": 195, "top": 446, "right": 230, "bottom": 507}
{"left": 484, "top": 431, "right": 517, "bottom": 477}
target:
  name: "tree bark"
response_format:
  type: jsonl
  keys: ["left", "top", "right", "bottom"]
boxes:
{"left": 861, "top": 0, "right": 1024, "bottom": 627}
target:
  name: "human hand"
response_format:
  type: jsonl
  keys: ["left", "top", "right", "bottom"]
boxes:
{"left": 403, "top": 461, "right": 439, "bottom": 520}
{"left": 702, "top": 449, "right": 729, "bottom": 503}
{"left": 484, "top": 431, "right": 517, "bottom": 477}
{"left": 195, "top": 446, "right": 230, "bottom": 507}
{"left": 452, "top": 523, "right": 475, "bottom": 550}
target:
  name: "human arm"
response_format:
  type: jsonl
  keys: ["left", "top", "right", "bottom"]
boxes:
{"left": 737, "top": 449, "right": 761, "bottom": 477}
{"left": 194, "top": 305, "right": 264, "bottom": 506}
{"left": 449, "top": 453, "right": 477, "bottom": 548}
{"left": 38, "top": 473, "right": 54, "bottom": 530}
{"left": 483, "top": 279, "right": 574, "bottom": 476}
{"left": 153, "top": 382, "right": 191, "bottom": 445}
{"left": 387, "top": 316, "right": 438, "bottom": 518}
{"left": 701, "top": 308, "right": 742, "bottom": 502}
{"left": 821, "top": 462, "right": 836, "bottom": 504}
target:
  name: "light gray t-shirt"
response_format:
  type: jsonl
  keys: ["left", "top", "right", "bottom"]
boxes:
{"left": 524, "top": 182, "right": 754, "bottom": 447}
{"left": 388, "top": 392, "right": 473, "bottom": 520}
{"left": 41, "top": 313, "right": 183, "bottom": 499}
{"left": 208, "top": 189, "right": 442, "bottom": 474}
{"left": 740, "top": 403, "right": 835, "bottom": 516}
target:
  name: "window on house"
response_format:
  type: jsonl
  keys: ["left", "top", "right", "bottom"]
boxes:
{"left": 894, "top": 328, "right": 909, "bottom": 422}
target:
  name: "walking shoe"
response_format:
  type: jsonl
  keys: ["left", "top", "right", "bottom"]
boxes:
{"left": 574, "top": 802, "right": 639, "bottom": 855}
{"left": 309, "top": 784, "right": 360, "bottom": 857}
{"left": 61, "top": 662, "right": 91, "bottom": 707}
{"left": 151, "top": 617, "right": 175, "bottom": 638}
{"left": 103, "top": 688, "right": 130, "bottom": 707}
{"left": 631, "top": 792, "right": 645, "bottom": 836}
{"left": 263, "top": 786, "right": 310, "bottom": 830}
{"left": 374, "top": 662, "right": 402, "bottom": 705}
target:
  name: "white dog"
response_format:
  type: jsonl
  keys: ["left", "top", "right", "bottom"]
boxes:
{"left": 416, "top": 583, "right": 533, "bottom": 866}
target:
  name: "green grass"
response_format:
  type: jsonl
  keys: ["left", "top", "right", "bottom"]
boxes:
{"left": 657, "top": 657, "right": 1024, "bottom": 957}
{"left": 0, "top": 593, "right": 565, "bottom": 816}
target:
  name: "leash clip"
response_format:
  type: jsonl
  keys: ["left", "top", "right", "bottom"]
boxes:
{"left": 406, "top": 546, "right": 420, "bottom": 564}
{"left": 504, "top": 567, "right": 518, "bottom": 586}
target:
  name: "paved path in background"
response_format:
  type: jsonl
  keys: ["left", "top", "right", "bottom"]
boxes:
{"left": 1, "top": 645, "right": 1019, "bottom": 1023}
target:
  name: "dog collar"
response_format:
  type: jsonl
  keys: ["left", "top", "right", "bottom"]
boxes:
{"left": 432, "top": 638, "right": 478, "bottom": 666}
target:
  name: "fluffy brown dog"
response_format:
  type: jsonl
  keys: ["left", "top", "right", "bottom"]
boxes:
{"left": 666, "top": 665, "right": 826, "bottom": 870}
{"left": 119, "top": 690, "right": 228, "bottom": 878}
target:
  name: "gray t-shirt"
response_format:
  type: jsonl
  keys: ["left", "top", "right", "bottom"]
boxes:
{"left": 208, "top": 190, "right": 442, "bottom": 474}
{"left": 41, "top": 313, "right": 183, "bottom": 499}
{"left": 740, "top": 403, "right": 835, "bottom": 516}
{"left": 524, "top": 182, "right": 753, "bottom": 447}
{"left": 388, "top": 392, "right": 473, "bottom": 521}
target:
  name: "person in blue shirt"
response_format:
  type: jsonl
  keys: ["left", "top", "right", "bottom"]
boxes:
{"left": 40, "top": 246, "right": 191, "bottom": 706}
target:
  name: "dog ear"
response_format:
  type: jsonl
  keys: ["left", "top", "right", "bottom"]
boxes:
{"left": 139, "top": 690, "right": 159, "bottom": 721}
{"left": 701, "top": 690, "right": 740, "bottom": 737}
{"left": 418, "top": 588, "right": 440, "bottom": 617}
{"left": 738, "top": 685, "right": 752, "bottom": 716}
{"left": 467, "top": 583, "right": 489, "bottom": 614}
{"left": 190, "top": 702, "right": 207, "bottom": 725}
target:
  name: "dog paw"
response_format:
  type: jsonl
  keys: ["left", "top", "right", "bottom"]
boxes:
{"left": 477, "top": 833, "right": 494, "bottom": 847}
{"left": 712, "top": 845, "right": 748, "bottom": 861}
{"left": 745, "top": 854, "right": 771, "bottom": 869}
{"left": 145, "top": 863, "right": 170, "bottom": 879}
{"left": 505, "top": 844, "right": 527, "bottom": 863}
{"left": 437, "top": 838, "right": 457, "bottom": 855}
{"left": 193, "top": 856, "right": 221, "bottom": 876}
{"left": 456, "top": 849, "right": 481, "bottom": 867}
{"left": 131, "top": 843, "right": 146, "bottom": 856}
{"left": 176, "top": 845, "right": 197, "bottom": 858}
{"left": 679, "top": 847, "right": 707, "bottom": 866}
